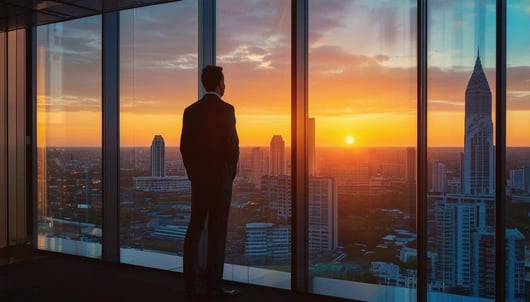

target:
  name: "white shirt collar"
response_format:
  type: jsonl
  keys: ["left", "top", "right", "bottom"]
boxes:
{"left": 204, "top": 91, "right": 222, "bottom": 99}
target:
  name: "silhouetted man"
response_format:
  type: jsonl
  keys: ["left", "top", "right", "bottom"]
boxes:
{"left": 180, "top": 65, "right": 240, "bottom": 298}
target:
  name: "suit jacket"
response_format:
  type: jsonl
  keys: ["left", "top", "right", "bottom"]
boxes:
{"left": 180, "top": 93, "right": 239, "bottom": 184}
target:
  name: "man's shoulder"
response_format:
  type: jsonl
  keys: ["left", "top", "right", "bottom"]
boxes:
{"left": 184, "top": 95, "right": 234, "bottom": 113}
{"left": 219, "top": 99, "right": 235, "bottom": 111}
{"left": 184, "top": 99, "right": 202, "bottom": 113}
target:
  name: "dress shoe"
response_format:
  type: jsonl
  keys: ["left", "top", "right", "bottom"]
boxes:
{"left": 206, "top": 288, "right": 240, "bottom": 297}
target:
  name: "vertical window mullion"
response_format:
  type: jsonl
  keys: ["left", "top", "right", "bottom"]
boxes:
{"left": 102, "top": 11, "right": 120, "bottom": 262}
{"left": 199, "top": 0, "right": 216, "bottom": 93}
{"left": 495, "top": 0, "right": 506, "bottom": 301}
{"left": 291, "top": 0, "right": 308, "bottom": 293}
{"left": 417, "top": 0, "right": 428, "bottom": 301}
{"left": 0, "top": 32, "right": 6, "bottom": 249}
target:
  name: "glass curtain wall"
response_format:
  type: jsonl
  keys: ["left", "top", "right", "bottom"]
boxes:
{"left": 427, "top": 0, "right": 497, "bottom": 301}
{"left": 506, "top": 1, "right": 529, "bottom": 301}
{"left": 308, "top": 1, "right": 417, "bottom": 301}
{"left": 119, "top": 1, "right": 198, "bottom": 270}
{"left": 36, "top": 16, "right": 102, "bottom": 258}
{"left": 216, "top": 0, "right": 292, "bottom": 289}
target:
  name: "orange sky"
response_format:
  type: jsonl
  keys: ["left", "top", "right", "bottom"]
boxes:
{"left": 35, "top": 1, "right": 530, "bottom": 148}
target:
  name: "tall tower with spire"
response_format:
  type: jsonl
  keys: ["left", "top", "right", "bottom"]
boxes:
{"left": 151, "top": 135, "right": 166, "bottom": 177}
{"left": 463, "top": 53, "right": 494, "bottom": 195}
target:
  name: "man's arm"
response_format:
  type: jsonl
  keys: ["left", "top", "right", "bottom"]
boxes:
{"left": 226, "top": 106, "right": 239, "bottom": 179}
{"left": 180, "top": 109, "right": 194, "bottom": 177}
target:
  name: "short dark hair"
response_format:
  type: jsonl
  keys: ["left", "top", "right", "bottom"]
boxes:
{"left": 201, "top": 65, "right": 223, "bottom": 91}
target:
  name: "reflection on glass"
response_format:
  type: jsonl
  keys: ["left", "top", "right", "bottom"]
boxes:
{"left": 427, "top": 1, "right": 505, "bottom": 301}
{"left": 308, "top": 1, "right": 416, "bottom": 301}
{"left": 119, "top": 1, "right": 198, "bottom": 270}
{"left": 506, "top": 1, "right": 529, "bottom": 301}
{"left": 36, "top": 16, "right": 102, "bottom": 258}
{"left": 217, "top": 0, "right": 291, "bottom": 289}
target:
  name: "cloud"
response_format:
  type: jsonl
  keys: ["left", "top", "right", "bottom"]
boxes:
{"left": 308, "top": 0, "right": 351, "bottom": 46}
{"left": 309, "top": 45, "right": 390, "bottom": 73}
{"left": 37, "top": 95, "right": 100, "bottom": 112}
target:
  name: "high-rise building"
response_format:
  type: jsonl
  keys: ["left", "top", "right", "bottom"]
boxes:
{"left": 429, "top": 160, "right": 447, "bottom": 192}
{"left": 431, "top": 55, "right": 525, "bottom": 300}
{"left": 308, "top": 177, "right": 338, "bottom": 254}
{"left": 269, "top": 135, "right": 286, "bottom": 176}
{"left": 471, "top": 228, "right": 526, "bottom": 301}
{"left": 261, "top": 175, "right": 291, "bottom": 221}
{"left": 261, "top": 175, "right": 337, "bottom": 254}
{"left": 463, "top": 54, "right": 494, "bottom": 195}
{"left": 405, "top": 147, "right": 415, "bottom": 185}
{"left": 505, "top": 228, "right": 526, "bottom": 302}
{"left": 250, "top": 147, "right": 268, "bottom": 188}
{"left": 509, "top": 168, "right": 525, "bottom": 191}
{"left": 245, "top": 222, "right": 291, "bottom": 264}
{"left": 151, "top": 135, "right": 165, "bottom": 177}
{"left": 432, "top": 194, "right": 493, "bottom": 291}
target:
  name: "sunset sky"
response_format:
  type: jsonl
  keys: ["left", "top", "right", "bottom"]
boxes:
{"left": 36, "top": 0, "right": 530, "bottom": 148}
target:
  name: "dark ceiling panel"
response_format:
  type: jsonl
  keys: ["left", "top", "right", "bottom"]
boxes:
{"left": 0, "top": 0, "right": 180, "bottom": 32}
{"left": 42, "top": 5, "right": 95, "bottom": 19}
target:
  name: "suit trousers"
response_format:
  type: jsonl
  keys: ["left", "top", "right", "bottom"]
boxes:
{"left": 183, "top": 181, "right": 232, "bottom": 290}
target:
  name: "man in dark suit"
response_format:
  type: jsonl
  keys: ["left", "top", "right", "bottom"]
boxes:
{"left": 180, "top": 65, "right": 240, "bottom": 298}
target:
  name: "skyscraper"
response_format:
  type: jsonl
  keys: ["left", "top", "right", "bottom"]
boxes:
{"left": 463, "top": 54, "right": 494, "bottom": 195}
{"left": 433, "top": 194, "right": 492, "bottom": 291}
{"left": 270, "top": 135, "right": 286, "bottom": 176}
{"left": 151, "top": 135, "right": 166, "bottom": 177}
{"left": 429, "top": 160, "right": 447, "bottom": 193}
{"left": 261, "top": 175, "right": 337, "bottom": 253}
{"left": 430, "top": 54, "right": 526, "bottom": 300}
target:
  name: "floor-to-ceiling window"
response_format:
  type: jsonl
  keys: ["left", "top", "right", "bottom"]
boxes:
{"left": 217, "top": 0, "right": 292, "bottom": 289}
{"left": 36, "top": 16, "right": 102, "bottom": 258}
{"left": 308, "top": 1, "right": 417, "bottom": 300}
{"left": 119, "top": 1, "right": 198, "bottom": 270}
{"left": 427, "top": 0, "right": 499, "bottom": 301}
{"left": 27, "top": 1, "right": 529, "bottom": 299}
{"left": 506, "top": 1, "right": 530, "bottom": 301}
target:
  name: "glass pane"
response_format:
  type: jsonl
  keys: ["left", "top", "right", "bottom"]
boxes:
{"left": 217, "top": 0, "right": 291, "bottom": 289}
{"left": 506, "top": 1, "right": 529, "bottom": 301}
{"left": 427, "top": 0, "right": 496, "bottom": 300}
{"left": 308, "top": 1, "right": 417, "bottom": 300}
{"left": 36, "top": 16, "right": 102, "bottom": 258}
{"left": 119, "top": 1, "right": 198, "bottom": 270}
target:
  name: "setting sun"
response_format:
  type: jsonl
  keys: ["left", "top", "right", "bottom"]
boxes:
{"left": 345, "top": 136, "right": 355, "bottom": 145}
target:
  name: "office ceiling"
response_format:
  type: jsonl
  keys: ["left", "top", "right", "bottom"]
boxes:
{"left": 0, "top": 0, "right": 180, "bottom": 32}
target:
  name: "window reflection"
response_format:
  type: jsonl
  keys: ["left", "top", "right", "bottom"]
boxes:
{"left": 424, "top": 1, "right": 523, "bottom": 301}
{"left": 36, "top": 16, "right": 102, "bottom": 258}
{"left": 119, "top": 1, "right": 198, "bottom": 270}
{"left": 506, "top": 1, "right": 530, "bottom": 301}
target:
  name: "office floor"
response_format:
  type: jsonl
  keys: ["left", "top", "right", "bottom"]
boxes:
{"left": 0, "top": 246, "right": 358, "bottom": 302}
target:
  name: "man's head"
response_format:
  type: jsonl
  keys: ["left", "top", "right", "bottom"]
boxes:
{"left": 201, "top": 65, "right": 225, "bottom": 96}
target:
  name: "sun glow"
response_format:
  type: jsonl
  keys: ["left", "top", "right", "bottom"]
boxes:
{"left": 345, "top": 136, "right": 355, "bottom": 145}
